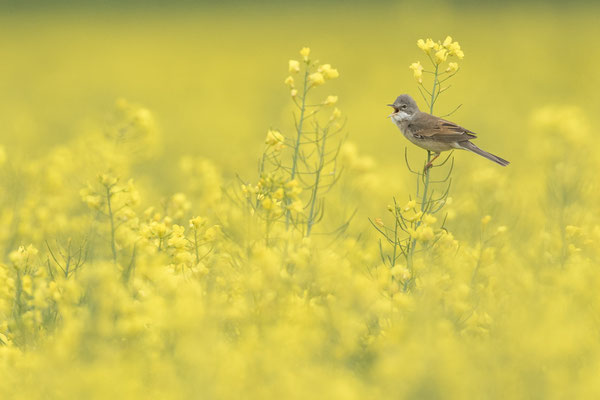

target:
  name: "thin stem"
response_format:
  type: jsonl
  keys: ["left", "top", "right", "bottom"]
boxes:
{"left": 430, "top": 64, "right": 439, "bottom": 114}
{"left": 106, "top": 186, "right": 117, "bottom": 265}
{"left": 194, "top": 228, "right": 200, "bottom": 263}
{"left": 407, "top": 64, "right": 440, "bottom": 266}
{"left": 306, "top": 130, "right": 327, "bottom": 236}
{"left": 286, "top": 64, "right": 310, "bottom": 227}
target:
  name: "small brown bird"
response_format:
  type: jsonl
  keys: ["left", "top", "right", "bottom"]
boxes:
{"left": 388, "top": 94, "right": 509, "bottom": 170}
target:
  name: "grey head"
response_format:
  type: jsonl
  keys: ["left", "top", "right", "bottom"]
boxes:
{"left": 388, "top": 94, "right": 420, "bottom": 116}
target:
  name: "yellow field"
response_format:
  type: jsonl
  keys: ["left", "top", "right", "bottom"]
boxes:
{"left": 1, "top": 4, "right": 600, "bottom": 399}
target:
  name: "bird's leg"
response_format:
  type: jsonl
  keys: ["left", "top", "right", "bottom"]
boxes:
{"left": 424, "top": 152, "right": 441, "bottom": 172}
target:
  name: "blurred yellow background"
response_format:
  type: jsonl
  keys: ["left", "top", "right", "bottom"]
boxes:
{"left": 3, "top": 4, "right": 598, "bottom": 171}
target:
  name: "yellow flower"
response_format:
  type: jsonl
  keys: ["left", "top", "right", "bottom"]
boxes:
{"left": 262, "top": 197, "right": 274, "bottom": 210}
{"left": 203, "top": 225, "right": 221, "bottom": 241}
{"left": 434, "top": 49, "right": 448, "bottom": 65}
{"left": 330, "top": 107, "right": 342, "bottom": 120}
{"left": 481, "top": 215, "right": 492, "bottom": 226}
{"left": 99, "top": 173, "right": 118, "bottom": 187}
{"left": 82, "top": 194, "right": 102, "bottom": 210}
{"left": 285, "top": 179, "right": 299, "bottom": 189}
{"left": 265, "top": 129, "right": 285, "bottom": 149}
{"left": 288, "top": 59, "right": 300, "bottom": 73}
{"left": 290, "top": 89, "right": 298, "bottom": 98}
{"left": 405, "top": 211, "right": 423, "bottom": 223}
{"left": 300, "top": 47, "right": 310, "bottom": 61}
{"left": 443, "top": 36, "right": 453, "bottom": 47}
{"left": 423, "top": 214, "right": 437, "bottom": 225}
{"left": 287, "top": 200, "right": 304, "bottom": 213}
{"left": 167, "top": 227, "right": 188, "bottom": 250}
{"left": 374, "top": 217, "right": 384, "bottom": 227}
{"left": 133, "top": 107, "right": 154, "bottom": 130}
{"left": 326, "top": 68, "right": 339, "bottom": 79}
{"left": 415, "top": 225, "right": 434, "bottom": 241}
{"left": 189, "top": 216, "right": 207, "bottom": 230}
{"left": 409, "top": 62, "right": 424, "bottom": 83}
{"left": 318, "top": 64, "right": 339, "bottom": 79}
{"left": 447, "top": 41, "right": 464, "bottom": 59}
{"left": 391, "top": 265, "right": 411, "bottom": 280}
{"left": 568, "top": 243, "right": 581, "bottom": 255}
{"left": 284, "top": 76, "right": 294, "bottom": 87}
{"left": 150, "top": 221, "right": 168, "bottom": 238}
{"left": 417, "top": 38, "right": 436, "bottom": 54}
{"left": 403, "top": 200, "right": 417, "bottom": 211}
{"left": 21, "top": 275, "right": 33, "bottom": 296}
{"left": 273, "top": 188, "right": 284, "bottom": 200}
{"left": 323, "top": 95, "right": 338, "bottom": 106}
{"left": 446, "top": 62, "right": 459, "bottom": 73}
{"left": 308, "top": 72, "right": 325, "bottom": 87}
{"left": 9, "top": 245, "right": 38, "bottom": 270}
{"left": 285, "top": 179, "right": 302, "bottom": 197}
{"left": 565, "top": 225, "right": 581, "bottom": 238}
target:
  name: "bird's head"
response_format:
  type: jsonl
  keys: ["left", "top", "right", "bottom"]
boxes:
{"left": 388, "top": 94, "right": 419, "bottom": 122}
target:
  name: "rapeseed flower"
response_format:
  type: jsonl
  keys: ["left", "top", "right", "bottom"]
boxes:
{"left": 300, "top": 47, "right": 310, "bottom": 61}
{"left": 265, "top": 129, "right": 285, "bottom": 149}
{"left": 409, "top": 61, "right": 424, "bottom": 83}
{"left": 318, "top": 64, "right": 339, "bottom": 79}
{"left": 417, "top": 38, "right": 436, "bottom": 54}
{"left": 323, "top": 95, "right": 338, "bottom": 105}
{"left": 288, "top": 59, "right": 300, "bottom": 73}
{"left": 308, "top": 72, "right": 325, "bottom": 86}
{"left": 435, "top": 48, "right": 448, "bottom": 64}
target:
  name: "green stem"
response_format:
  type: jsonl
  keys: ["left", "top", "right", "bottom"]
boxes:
{"left": 194, "top": 229, "right": 199, "bottom": 263}
{"left": 266, "top": 218, "right": 271, "bottom": 246}
{"left": 407, "top": 65, "right": 440, "bottom": 270}
{"left": 471, "top": 241, "right": 485, "bottom": 285}
{"left": 106, "top": 186, "right": 117, "bottom": 265}
{"left": 290, "top": 70, "right": 309, "bottom": 180}
{"left": 306, "top": 128, "right": 328, "bottom": 237}
{"left": 421, "top": 64, "right": 439, "bottom": 214}
{"left": 430, "top": 64, "right": 439, "bottom": 114}
{"left": 392, "top": 212, "right": 398, "bottom": 267}
{"left": 286, "top": 65, "right": 310, "bottom": 228}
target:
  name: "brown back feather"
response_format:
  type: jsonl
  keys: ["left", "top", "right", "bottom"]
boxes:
{"left": 408, "top": 112, "right": 477, "bottom": 143}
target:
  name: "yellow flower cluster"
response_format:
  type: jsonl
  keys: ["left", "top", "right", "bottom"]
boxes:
{"left": 417, "top": 36, "right": 464, "bottom": 60}
{"left": 265, "top": 129, "right": 285, "bottom": 150}
{"left": 242, "top": 174, "right": 303, "bottom": 217}
{"left": 410, "top": 36, "right": 464, "bottom": 83}
{"left": 287, "top": 47, "right": 339, "bottom": 96}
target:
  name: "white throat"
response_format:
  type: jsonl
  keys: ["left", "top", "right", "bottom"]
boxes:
{"left": 390, "top": 111, "right": 411, "bottom": 123}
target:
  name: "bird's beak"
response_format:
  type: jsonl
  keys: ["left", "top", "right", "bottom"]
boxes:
{"left": 387, "top": 104, "right": 396, "bottom": 118}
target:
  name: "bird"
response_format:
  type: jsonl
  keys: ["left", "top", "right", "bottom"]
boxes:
{"left": 388, "top": 94, "right": 509, "bottom": 170}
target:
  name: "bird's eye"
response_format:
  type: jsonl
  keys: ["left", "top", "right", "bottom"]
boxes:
{"left": 401, "top": 104, "right": 407, "bottom": 109}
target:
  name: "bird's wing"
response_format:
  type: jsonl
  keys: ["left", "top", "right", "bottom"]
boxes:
{"left": 408, "top": 112, "right": 477, "bottom": 143}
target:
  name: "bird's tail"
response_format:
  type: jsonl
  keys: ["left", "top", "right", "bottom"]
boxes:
{"left": 460, "top": 141, "right": 510, "bottom": 167}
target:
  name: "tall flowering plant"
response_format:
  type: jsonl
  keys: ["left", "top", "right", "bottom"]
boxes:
{"left": 242, "top": 47, "right": 347, "bottom": 241}
{"left": 371, "top": 36, "right": 464, "bottom": 290}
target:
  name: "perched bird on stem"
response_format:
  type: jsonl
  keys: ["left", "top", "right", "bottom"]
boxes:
{"left": 388, "top": 94, "right": 509, "bottom": 170}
